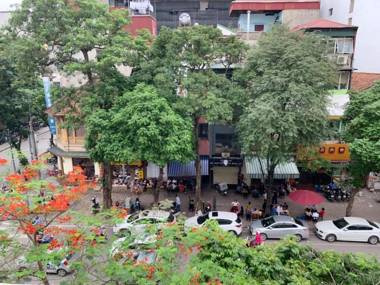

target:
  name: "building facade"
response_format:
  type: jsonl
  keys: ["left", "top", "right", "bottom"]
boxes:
{"left": 320, "top": 0, "right": 380, "bottom": 91}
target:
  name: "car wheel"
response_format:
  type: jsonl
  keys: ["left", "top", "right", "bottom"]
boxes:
{"left": 294, "top": 234, "right": 302, "bottom": 242}
{"left": 368, "top": 236, "right": 379, "bottom": 245}
{"left": 228, "top": 230, "right": 238, "bottom": 236}
{"left": 259, "top": 233, "right": 267, "bottom": 241}
{"left": 119, "top": 229, "right": 131, "bottom": 237}
{"left": 326, "top": 234, "right": 336, "bottom": 242}
{"left": 57, "top": 269, "right": 67, "bottom": 277}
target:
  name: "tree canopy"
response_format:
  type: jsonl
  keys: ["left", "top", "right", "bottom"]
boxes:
{"left": 236, "top": 25, "right": 335, "bottom": 211}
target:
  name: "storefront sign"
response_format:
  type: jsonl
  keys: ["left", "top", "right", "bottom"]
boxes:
{"left": 209, "top": 157, "right": 243, "bottom": 167}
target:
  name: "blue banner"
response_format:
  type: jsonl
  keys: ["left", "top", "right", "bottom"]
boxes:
{"left": 43, "top": 77, "right": 57, "bottom": 135}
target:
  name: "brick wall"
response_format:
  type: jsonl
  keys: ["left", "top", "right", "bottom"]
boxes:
{"left": 281, "top": 9, "right": 320, "bottom": 28}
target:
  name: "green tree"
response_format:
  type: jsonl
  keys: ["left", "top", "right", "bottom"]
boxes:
{"left": 129, "top": 26, "right": 247, "bottom": 209}
{"left": 5, "top": 0, "right": 142, "bottom": 208}
{"left": 236, "top": 25, "right": 335, "bottom": 213}
{"left": 86, "top": 84, "right": 193, "bottom": 205}
{"left": 343, "top": 82, "right": 380, "bottom": 216}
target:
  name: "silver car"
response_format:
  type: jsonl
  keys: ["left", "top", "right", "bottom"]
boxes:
{"left": 250, "top": 215, "right": 309, "bottom": 241}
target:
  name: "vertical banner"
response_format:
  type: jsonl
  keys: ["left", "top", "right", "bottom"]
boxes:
{"left": 42, "top": 77, "right": 57, "bottom": 135}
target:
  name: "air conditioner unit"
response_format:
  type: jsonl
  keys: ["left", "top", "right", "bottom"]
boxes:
{"left": 336, "top": 55, "right": 349, "bottom": 65}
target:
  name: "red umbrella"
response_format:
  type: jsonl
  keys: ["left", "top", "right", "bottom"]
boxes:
{"left": 288, "top": 190, "right": 325, "bottom": 205}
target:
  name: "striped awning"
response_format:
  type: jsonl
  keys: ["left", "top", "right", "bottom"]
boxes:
{"left": 245, "top": 158, "right": 300, "bottom": 179}
{"left": 168, "top": 158, "right": 209, "bottom": 177}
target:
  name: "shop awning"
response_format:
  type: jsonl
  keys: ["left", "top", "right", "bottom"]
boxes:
{"left": 168, "top": 158, "right": 209, "bottom": 177}
{"left": 48, "top": 145, "right": 90, "bottom": 158}
{"left": 245, "top": 158, "right": 300, "bottom": 179}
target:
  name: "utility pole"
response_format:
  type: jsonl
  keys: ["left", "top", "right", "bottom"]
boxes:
{"left": 6, "top": 130, "right": 17, "bottom": 173}
{"left": 29, "top": 118, "right": 38, "bottom": 161}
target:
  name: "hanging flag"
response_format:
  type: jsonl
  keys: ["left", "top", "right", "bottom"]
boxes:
{"left": 42, "top": 77, "right": 57, "bottom": 135}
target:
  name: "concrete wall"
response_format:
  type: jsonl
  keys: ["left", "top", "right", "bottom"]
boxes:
{"left": 62, "top": 157, "right": 73, "bottom": 174}
{"left": 281, "top": 9, "right": 320, "bottom": 28}
{"left": 321, "top": 0, "right": 380, "bottom": 73}
{"left": 0, "top": 11, "right": 11, "bottom": 27}
{"left": 238, "top": 13, "right": 280, "bottom": 32}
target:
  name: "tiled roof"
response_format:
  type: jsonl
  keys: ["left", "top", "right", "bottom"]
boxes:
{"left": 294, "top": 19, "right": 355, "bottom": 31}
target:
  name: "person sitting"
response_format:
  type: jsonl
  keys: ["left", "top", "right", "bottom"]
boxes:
{"left": 304, "top": 208, "right": 312, "bottom": 220}
{"left": 230, "top": 200, "right": 240, "bottom": 213}
{"left": 312, "top": 209, "right": 320, "bottom": 222}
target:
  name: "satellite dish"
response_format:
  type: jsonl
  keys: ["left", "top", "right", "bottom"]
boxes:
{"left": 179, "top": 13, "right": 191, "bottom": 26}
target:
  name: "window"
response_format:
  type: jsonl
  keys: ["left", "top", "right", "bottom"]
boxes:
{"left": 255, "top": 25, "right": 264, "bottom": 32}
{"left": 328, "top": 147, "right": 335, "bottom": 154}
{"left": 329, "top": 8, "right": 333, "bottom": 16}
{"left": 338, "top": 147, "right": 345, "bottom": 154}
{"left": 333, "top": 218, "right": 349, "bottom": 229}
{"left": 335, "top": 38, "right": 353, "bottom": 54}
{"left": 337, "top": 71, "right": 350, "bottom": 90}
{"left": 368, "top": 220, "right": 379, "bottom": 228}
{"left": 348, "top": 17, "right": 352, "bottom": 25}
{"left": 198, "top": 124, "right": 208, "bottom": 138}
{"left": 262, "top": 217, "right": 275, "bottom": 227}
{"left": 217, "top": 219, "right": 232, "bottom": 225}
{"left": 319, "top": 147, "right": 326, "bottom": 154}
{"left": 349, "top": 0, "right": 355, "bottom": 13}
{"left": 272, "top": 223, "right": 297, "bottom": 229}
{"left": 347, "top": 226, "right": 358, "bottom": 230}
{"left": 197, "top": 214, "right": 209, "bottom": 224}
{"left": 356, "top": 226, "right": 373, "bottom": 231}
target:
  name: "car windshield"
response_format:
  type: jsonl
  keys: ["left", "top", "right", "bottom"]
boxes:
{"left": 333, "top": 218, "right": 349, "bottom": 229}
{"left": 261, "top": 217, "right": 275, "bottom": 227}
{"left": 295, "top": 219, "right": 303, "bottom": 227}
{"left": 367, "top": 220, "right": 379, "bottom": 228}
{"left": 197, "top": 214, "right": 209, "bottom": 225}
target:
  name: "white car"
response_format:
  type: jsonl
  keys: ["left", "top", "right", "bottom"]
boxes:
{"left": 113, "top": 210, "right": 175, "bottom": 235}
{"left": 184, "top": 211, "right": 242, "bottom": 236}
{"left": 315, "top": 217, "right": 380, "bottom": 244}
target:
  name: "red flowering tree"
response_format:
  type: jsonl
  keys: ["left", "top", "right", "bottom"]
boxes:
{"left": 0, "top": 157, "right": 96, "bottom": 284}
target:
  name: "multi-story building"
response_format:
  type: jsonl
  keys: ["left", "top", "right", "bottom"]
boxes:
{"left": 320, "top": 0, "right": 380, "bottom": 91}
{"left": 0, "top": 0, "right": 21, "bottom": 27}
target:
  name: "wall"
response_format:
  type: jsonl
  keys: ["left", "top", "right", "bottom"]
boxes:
{"left": 281, "top": 9, "right": 320, "bottom": 28}
{"left": 321, "top": 0, "right": 380, "bottom": 73}
{"left": 238, "top": 13, "right": 280, "bottom": 32}
{"left": 0, "top": 11, "right": 11, "bottom": 27}
{"left": 62, "top": 156, "right": 73, "bottom": 174}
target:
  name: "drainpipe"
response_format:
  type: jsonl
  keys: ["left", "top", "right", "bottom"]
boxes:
{"left": 246, "top": 10, "right": 251, "bottom": 40}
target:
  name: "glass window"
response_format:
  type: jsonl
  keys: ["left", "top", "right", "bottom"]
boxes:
{"left": 197, "top": 214, "right": 209, "bottom": 225}
{"left": 255, "top": 25, "right": 264, "bottom": 32}
{"left": 356, "top": 225, "right": 373, "bottom": 231}
{"left": 295, "top": 219, "right": 304, "bottom": 227}
{"left": 368, "top": 221, "right": 379, "bottom": 228}
{"left": 329, "top": 8, "right": 333, "bottom": 16}
{"left": 337, "top": 71, "right": 350, "bottom": 90}
{"left": 217, "top": 219, "right": 232, "bottom": 225}
{"left": 333, "top": 218, "right": 349, "bottom": 229}
{"left": 262, "top": 217, "right": 275, "bottom": 227}
{"left": 127, "top": 213, "right": 139, "bottom": 223}
{"left": 335, "top": 38, "right": 353, "bottom": 54}
{"left": 347, "top": 226, "right": 358, "bottom": 230}
{"left": 198, "top": 124, "right": 208, "bottom": 138}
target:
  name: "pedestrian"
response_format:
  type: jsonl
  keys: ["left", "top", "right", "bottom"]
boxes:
{"left": 312, "top": 210, "right": 320, "bottom": 222}
{"left": 175, "top": 195, "right": 181, "bottom": 212}
{"left": 319, "top": 208, "right": 325, "bottom": 220}
{"left": 276, "top": 204, "right": 283, "bottom": 215}
{"left": 262, "top": 191, "right": 268, "bottom": 201}
{"left": 270, "top": 204, "right": 277, "bottom": 216}
{"left": 189, "top": 198, "right": 195, "bottom": 212}
{"left": 134, "top": 197, "right": 141, "bottom": 211}
{"left": 271, "top": 190, "right": 278, "bottom": 204}
{"left": 255, "top": 231, "right": 263, "bottom": 246}
{"left": 231, "top": 200, "right": 239, "bottom": 213}
{"left": 246, "top": 201, "right": 253, "bottom": 221}
{"left": 238, "top": 204, "right": 244, "bottom": 218}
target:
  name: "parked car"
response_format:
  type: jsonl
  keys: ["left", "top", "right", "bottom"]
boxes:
{"left": 315, "top": 217, "right": 380, "bottom": 244}
{"left": 250, "top": 216, "right": 309, "bottom": 241}
{"left": 184, "top": 211, "right": 242, "bottom": 236}
{"left": 113, "top": 210, "right": 175, "bottom": 235}
{"left": 111, "top": 234, "right": 157, "bottom": 264}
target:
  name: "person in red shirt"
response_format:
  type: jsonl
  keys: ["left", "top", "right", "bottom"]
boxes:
{"left": 319, "top": 208, "right": 325, "bottom": 220}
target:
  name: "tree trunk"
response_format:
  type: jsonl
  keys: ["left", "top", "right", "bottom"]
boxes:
{"left": 264, "top": 167, "right": 275, "bottom": 216}
{"left": 346, "top": 187, "right": 360, "bottom": 217}
{"left": 194, "top": 119, "right": 202, "bottom": 211}
{"left": 102, "top": 161, "right": 113, "bottom": 209}
{"left": 154, "top": 167, "right": 164, "bottom": 205}
{"left": 37, "top": 260, "right": 50, "bottom": 285}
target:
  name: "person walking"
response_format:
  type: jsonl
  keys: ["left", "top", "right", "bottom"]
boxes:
{"left": 271, "top": 190, "right": 278, "bottom": 204}
{"left": 175, "top": 195, "right": 181, "bottom": 212}
{"left": 319, "top": 208, "right": 325, "bottom": 220}
{"left": 246, "top": 201, "right": 253, "bottom": 221}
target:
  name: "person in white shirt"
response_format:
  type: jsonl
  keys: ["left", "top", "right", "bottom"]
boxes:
{"left": 312, "top": 210, "right": 320, "bottom": 222}
{"left": 175, "top": 195, "right": 181, "bottom": 212}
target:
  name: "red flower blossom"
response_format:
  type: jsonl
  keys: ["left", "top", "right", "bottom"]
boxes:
{"left": 0, "top": 158, "right": 7, "bottom": 165}
{"left": 48, "top": 239, "right": 63, "bottom": 250}
{"left": 23, "top": 223, "right": 37, "bottom": 235}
